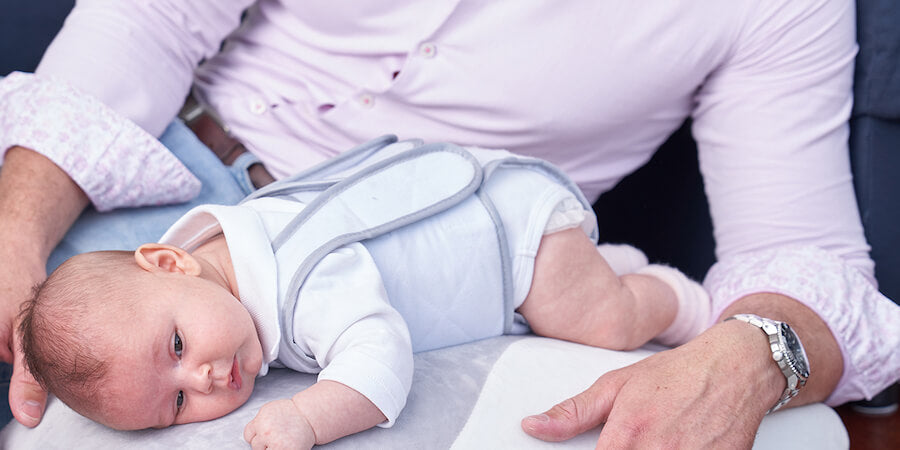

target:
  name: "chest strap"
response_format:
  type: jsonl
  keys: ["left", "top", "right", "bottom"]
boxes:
{"left": 257, "top": 140, "right": 486, "bottom": 357}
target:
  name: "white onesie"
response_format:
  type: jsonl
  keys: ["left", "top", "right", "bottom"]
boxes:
{"left": 159, "top": 143, "right": 595, "bottom": 425}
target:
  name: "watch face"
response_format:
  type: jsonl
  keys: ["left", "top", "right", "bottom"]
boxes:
{"left": 781, "top": 323, "right": 810, "bottom": 377}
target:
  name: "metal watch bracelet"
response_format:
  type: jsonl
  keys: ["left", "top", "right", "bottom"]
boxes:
{"left": 725, "top": 314, "right": 810, "bottom": 413}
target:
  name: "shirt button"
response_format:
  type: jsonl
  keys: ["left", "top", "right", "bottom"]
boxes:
{"left": 419, "top": 42, "right": 437, "bottom": 58}
{"left": 358, "top": 93, "right": 375, "bottom": 108}
{"left": 248, "top": 98, "right": 267, "bottom": 115}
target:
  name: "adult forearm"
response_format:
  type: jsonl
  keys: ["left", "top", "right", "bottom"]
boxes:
{"left": 0, "top": 146, "right": 87, "bottom": 372}
{"left": 719, "top": 292, "right": 842, "bottom": 409}
{"left": 0, "top": 146, "right": 88, "bottom": 264}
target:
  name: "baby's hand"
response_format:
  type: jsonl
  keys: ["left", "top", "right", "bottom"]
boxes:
{"left": 244, "top": 399, "right": 316, "bottom": 450}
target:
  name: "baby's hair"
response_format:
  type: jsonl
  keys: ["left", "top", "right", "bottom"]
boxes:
{"left": 18, "top": 251, "right": 140, "bottom": 416}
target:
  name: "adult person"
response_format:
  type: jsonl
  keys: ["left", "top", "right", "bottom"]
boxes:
{"left": 0, "top": 1, "right": 898, "bottom": 448}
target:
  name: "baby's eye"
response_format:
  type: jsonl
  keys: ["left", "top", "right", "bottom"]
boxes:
{"left": 176, "top": 391, "right": 184, "bottom": 409}
{"left": 174, "top": 333, "right": 183, "bottom": 357}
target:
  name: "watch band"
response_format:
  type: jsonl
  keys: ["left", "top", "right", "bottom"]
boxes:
{"left": 725, "top": 314, "right": 810, "bottom": 413}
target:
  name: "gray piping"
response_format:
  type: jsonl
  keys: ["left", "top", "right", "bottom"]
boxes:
{"left": 475, "top": 190, "right": 515, "bottom": 334}
{"left": 242, "top": 134, "right": 401, "bottom": 204}
{"left": 238, "top": 136, "right": 596, "bottom": 361}
{"left": 274, "top": 144, "right": 484, "bottom": 357}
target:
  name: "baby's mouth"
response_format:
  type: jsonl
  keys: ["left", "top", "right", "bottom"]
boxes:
{"left": 230, "top": 356, "right": 242, "bottom": 391}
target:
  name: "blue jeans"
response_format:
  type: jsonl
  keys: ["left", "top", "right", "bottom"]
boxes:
{"left": 0, "top": 120, "right": 257, "bottom": 425}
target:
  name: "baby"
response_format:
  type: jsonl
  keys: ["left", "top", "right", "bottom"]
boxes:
{"left": 18, "top": 141, "right": 710, "bottom": 448}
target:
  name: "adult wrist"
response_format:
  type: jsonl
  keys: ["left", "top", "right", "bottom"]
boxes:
{"left": 724, "top": 314, "right": 810, "bottom": 412}
{"left": 716, "top": 319, "right": 787, "bottom": 413}
{"left": 0, "top": 228, "right": 47, "bottom": 280}
{"left": 0, "top": 146, "right": 89, "bottom": 261}
{"left": 0, "top": 222, "right": 55, "bottom": 270}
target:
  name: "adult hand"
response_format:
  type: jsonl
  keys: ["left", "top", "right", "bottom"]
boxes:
{"left": 0, "top": 146, "right": 91, "bottom": 427}
{"left": 0, "top": 244, "right": 49, "bottom": 428}
{"left": 522, "top": 320, "right": 784, "bottom": 448}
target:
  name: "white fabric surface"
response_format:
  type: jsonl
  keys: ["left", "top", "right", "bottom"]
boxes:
{"left": 0, "top": 336, "right": 848, "bottom": 449}
{"left": 451, "top": 338, "right": 849, "bottom": 449}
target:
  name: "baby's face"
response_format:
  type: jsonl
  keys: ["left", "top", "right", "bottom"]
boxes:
{"left": 97, "top": 273, "right": 263, "bottom": 430}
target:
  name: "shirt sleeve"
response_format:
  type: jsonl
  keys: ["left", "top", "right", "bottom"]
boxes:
{"left": 692, "top": 0, "right": 898, "bottom": 403}
{"left": 35, "top": 0, "right": 254, "bottom": 137}
{"left": 0, "top": 72, "right": 200, "bottom": 211}
{"left": 704, "top": 246, "right": 900, "bottom": 405}
{"left": 291, "top": 244, "right": 414, "bottom": 427}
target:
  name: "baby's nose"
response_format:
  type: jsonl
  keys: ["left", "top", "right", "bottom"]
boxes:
{"left": 191, "top": 363, "right": 213, "bottom": 394}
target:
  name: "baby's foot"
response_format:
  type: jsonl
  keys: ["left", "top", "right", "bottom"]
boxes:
{"left": 636, "top": 265, "right": 711, "bottom": 346}
{"left": 596, "top": 244, "right": 648, "bottom": 276}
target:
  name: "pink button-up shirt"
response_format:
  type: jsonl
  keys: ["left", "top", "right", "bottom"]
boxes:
{"left": 1, "top": 0, "right": 897, "bottom": 405}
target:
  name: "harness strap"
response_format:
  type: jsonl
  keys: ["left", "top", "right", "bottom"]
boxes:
{"left": 270, "top": 143, "right": 484, "bottom": 357}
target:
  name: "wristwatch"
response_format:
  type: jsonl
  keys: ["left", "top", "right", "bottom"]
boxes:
{"left": 725, "top": 314, "right": 810, "bottom": 413}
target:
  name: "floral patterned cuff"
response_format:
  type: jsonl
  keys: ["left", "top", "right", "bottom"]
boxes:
{"left": 0, "top": 71, "right": 200, "bottom": 211}
{"left": 704, "top": 245, "right": 900, "bottom": 405}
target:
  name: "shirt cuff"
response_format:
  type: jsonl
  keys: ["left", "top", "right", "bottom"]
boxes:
{"left": 0, "top": 72, "right": 200, "bottom": 211}
{"left": 704, "top": 245, "right": 900, "bottom": 405}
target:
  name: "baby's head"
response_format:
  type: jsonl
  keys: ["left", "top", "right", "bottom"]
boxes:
{"left": 19, "top": 245, "right": 264, "bottom": 430}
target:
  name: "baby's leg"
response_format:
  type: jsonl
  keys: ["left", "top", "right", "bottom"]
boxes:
{"left": 516, "top": 228, "right": 706, "bottom": 350}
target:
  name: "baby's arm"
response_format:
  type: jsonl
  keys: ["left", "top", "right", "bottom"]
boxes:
{"left": 245, "top": 243, "right": 413, "bottom": 448}
{"left": 243, "top": 380, "right": 386, "bottom": 449}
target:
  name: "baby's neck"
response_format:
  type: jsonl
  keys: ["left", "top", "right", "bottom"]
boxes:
{"left": 191, "top": 233, "right": 241, "bottom": 298}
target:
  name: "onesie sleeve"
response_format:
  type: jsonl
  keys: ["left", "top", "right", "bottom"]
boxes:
{"left": 692, "top": 0, "right": 899, "bottom": 404}
{"left": 291, "top": 244, "right": 414, "bottom": 427}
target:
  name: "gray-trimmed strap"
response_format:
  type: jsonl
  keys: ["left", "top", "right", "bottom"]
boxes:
{"left": 474, "top": 191, "right": 515, "bottom": 334}
{"left": 275, "top": 143, "right": 484, "bottom": 355}
{"left": 241, "top": 134, "right": 399, "bottom": 203}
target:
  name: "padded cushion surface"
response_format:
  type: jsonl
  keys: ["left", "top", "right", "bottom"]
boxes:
{"left": 0, "top": 336, "right": 848, "bottom": 449}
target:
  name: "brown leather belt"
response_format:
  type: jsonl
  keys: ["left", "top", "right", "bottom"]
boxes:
{"left": 180, "top": 95, "right": 275, "bottom": 188}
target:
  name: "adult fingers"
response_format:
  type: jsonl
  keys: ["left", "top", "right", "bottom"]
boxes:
{"left": 521, "top": 372, "right": 622, "bottom": 442}
{"left": 8, "top": 345, "right": 47, "bottom": 427}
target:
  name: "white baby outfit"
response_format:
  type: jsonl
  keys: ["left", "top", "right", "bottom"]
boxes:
{"left": 159, "top": 140, "right": 596, "bottom": 425}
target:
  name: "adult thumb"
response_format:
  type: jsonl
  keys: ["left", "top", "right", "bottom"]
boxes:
{"left": 521, "top": 378, "right": 616, "bottom": 442}
{"left": 9, "top": 346, "right": 47, "bottom": 427}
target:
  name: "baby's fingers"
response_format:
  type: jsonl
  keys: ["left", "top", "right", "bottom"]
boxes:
{"left": 243, "top": 418, "right": 261, "bottom": 447}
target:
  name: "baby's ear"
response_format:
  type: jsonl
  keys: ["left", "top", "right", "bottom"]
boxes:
{"left": 134, "top": 244, "right": 201, "bottom": 276}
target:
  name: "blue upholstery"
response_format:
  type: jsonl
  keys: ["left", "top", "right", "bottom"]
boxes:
{"left": 0, "top": 0, "right": 74, "bottom": 75}
{"left": 852, "top": 117, "right": 900, "bottom": 303}
{"left": 854, "top": 0, "right": 900, "bottom": 120}
{"left": 593, "top": 120, "right": 715, "bottom": 281}
{"left": 851, "top": 0, "right": 900, "bottom": 304}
